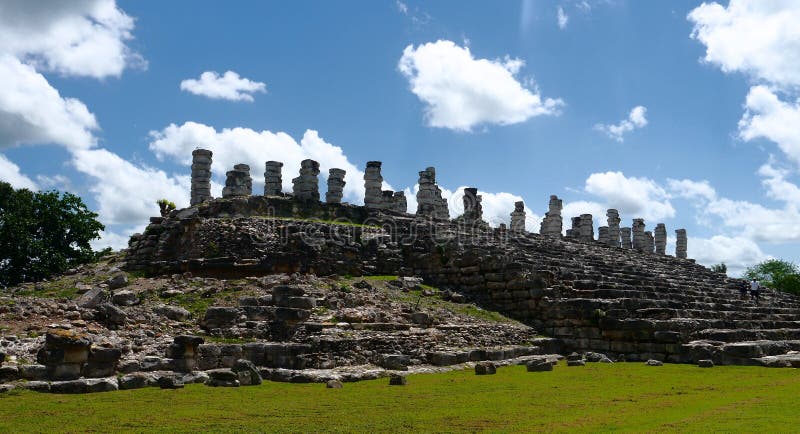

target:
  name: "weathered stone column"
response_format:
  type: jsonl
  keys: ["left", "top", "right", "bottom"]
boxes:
{"left": 566, "top": 216, "right": 580, "bottom": 238}
{"left": 435, "top": 186, "right": 449, "bottom": 219}
{"left": 325, "top": 168, "right": 346, "bottom": 204}
{"left": 620, "top": 227, "right": 632, "bottom": 249}
{"left": 644, "top": 231, "right": 654, "bottom": 253}
{"left": 510, "top": 201, "right": 526, "bottom": 233}
{"left": 579, "top": 214, "right": 594, "bottom": 242}
{"left": 654, "top": 223, "right": 667, "bottom": 255}
{"left": 416, "top": 167, "right": 447, "bottom": 218}
{"left": 190, "top": 149, "right": 213, "bottom": 206}
{"left": 598, "top": 226, "right": 609, "bottom": 245}
{"left": 264, "top": 161, "right": 283, "bottom": 196}
{"left": 676, "top": 229, "right": 687, "bottom": 259}
{"left": 606, "top": 209, "right": 620, "bottom": 247}
{"left": 540, "top": 195, "right": 563, "bottom": 237}
{"left": 462, "top": 188, "right": 483, "bottom": 222}
{"left": 222, "top": 164, "right": 252, "bottom": 198}
{"left": 292, "top": 159, "right": 320, "bottom": 201}
{"left": 391, "top": 191, "right": 407, "bottom": 213}
{"left": 632, "top": 218, "right": 646, "bottom": 252}
{"left": 364, "top": 161, "right": 383, "bottom": 209}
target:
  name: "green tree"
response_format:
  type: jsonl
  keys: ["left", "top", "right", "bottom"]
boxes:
{"left": 710, "top": 263, "right": 727, "bottom": 274}
{"left": 743, "top": 259, "right": 800, "bottom": 295}
{"left": 0, "top": 182, "right": 104, "bottom": 288}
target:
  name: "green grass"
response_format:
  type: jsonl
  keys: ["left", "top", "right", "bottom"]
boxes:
{"left": 0, "top": 363, "right": 798, "bottom": 432}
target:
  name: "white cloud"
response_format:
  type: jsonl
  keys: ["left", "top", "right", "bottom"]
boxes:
{"left": 738, "top": 85, "right": 800, "bottom": 166}
{"left": 36, "top": 174, "right": 72, "bottom": 191}
{"left": 561, "top": 200, "right": 607, "bottom": 227}
{"left": 91, "top": 224, "right": 146, "bottom": 252}
{"left": 398, "top": 40, "right": 563, "bottom": 132}
{"left": 71, "top": 148, "right": 190, "bottom": 226}
{"left": 0, "top": 55, "right": 98, "bottom": 151}
{"left": 594, "top": 105, "right": 648, "bottom": 142}
{"left": 0, "top": 153, "right": 38, "bottom": 190}
{"left": 688, "top": 0, "right": 800, "bottom": 88}
{"left": 584, "top": 171, "right": 675, "bottom": 221}
{"left": 180, "top": 71, "right": 266, "bottom": 102}
{"left": 0, "top": 0, "right": 143, "bottom": 79}
{"left": 557, "top": 7, "right": 569, "bottom": 29}
{"left": 396, "top": 0, "right": 408, "bottom": 15}
{"left": 148, "top": 122, "right": 377, "bottom": 204}
{"left": 689, "top": 235, "right": 770, "bottom": 276}
{"left": 667, "top": 178, "right": 717, "bottom": 202}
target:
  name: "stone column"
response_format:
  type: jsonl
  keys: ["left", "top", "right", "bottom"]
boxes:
{"left": 326, "top": 168, "right": 346, "bottom": 204}
{"left": 292, "top": 159, "right": 320, "bottom": 201}
{"left": 632, "top": 218, "right": 646, "bottom": 252}
{"left": 566, "top": 216, "right": 580, "bottom": 238}
{"left": 264, "top": 161, "right": 283, "bottom": 196}
{"left": 392, "top": 191, "right": 407, "bottom": 213}
{"left": 579, "top": 214, "right": 594, "bottom": 242}
{"left": 222, "top": 164, "right": 252, "bottom": 198}
{"left": 606, "top": 209, "right": 621, "bottom": 247}
{"left": 654, "top": 223, "right": 667, "bottom": 255}
{"left": 435, "top": 186, "right": 449, "bottom": 219}
{"left": 190, "top": 149, "right": 213, "bottom": 206}
{"left": 364, "top": 161, "right": 383, "bottom": 209}
{"left": 598, "top": 226, "right": 609, "bottom": 245}
{"left": 510, "top": 201, "right": 526, "bottom": 233}
{"left": 540, "top": 195, "right": 563, "bottom": 237}
{"left": 676, "top": 229, "right": 687, "bottom": 259}
{"left": 644, "top": 231, "right": 654, "bottom": 253}
{"left": 462, "top": 188, "right": 483, "bottom": 222}
{"left": 620, "top": 227, "right": 632, "bottom": 249}
{"left": 382, "top": 190, "right": 395, "bottom": 210}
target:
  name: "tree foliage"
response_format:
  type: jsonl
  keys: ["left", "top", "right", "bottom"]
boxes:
{"left": 710, "top": 263, "right": 727, "bottom": 274}
{"left": 743, "top": 259, "right": 800, "bottom": 295}
{"left": 0, "top": 182, "right": 104, "bottom": 288}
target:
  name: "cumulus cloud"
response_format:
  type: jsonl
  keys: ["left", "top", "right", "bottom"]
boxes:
{"left": 583, "top": 171, "right": 675, "bottom": 221}
{"left": 594, "top": 105, "right": 648, "bottom": 142}
{"left": 738, "top": 85, "right": 800, "bottom": 166}
{"left": 180, "top": 71, "right": 266, "bottom": 102}
{"left": 0, "top": 0, "right": 144, "bottom": 79}
{"left": 0, "top": 55, "right": 98, "bottom": 151}
{"left": 148, "top": 122, "right": 376, "bottom": 204}
{"left": 557, "top": 7, "right": 569, "bottom": 29}
{"left": 689, "top": 235, "right": 770, "bottom": 276}
{"left": 398, "top": 40, "right": 563, "bottom": 131}
{"left": 666, "top": 178, "right": 717, "bottom": 202}
{"left": 688, "top": 0, "right": 800, "bottom": 88}
{"left": 0, "top": 153, "right": 38, "bottom": 190}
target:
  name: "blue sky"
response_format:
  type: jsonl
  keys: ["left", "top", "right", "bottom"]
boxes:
{"left": 1, "top": 0, "right": 799, "bottom": 275}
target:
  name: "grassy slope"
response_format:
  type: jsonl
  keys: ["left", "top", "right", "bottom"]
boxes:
{"left": 1, "top": 363, "right": 798, "bottom": 433}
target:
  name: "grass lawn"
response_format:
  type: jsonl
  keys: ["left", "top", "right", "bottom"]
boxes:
{"left": 1, "top": 362, "right": 798, "bottom": 433}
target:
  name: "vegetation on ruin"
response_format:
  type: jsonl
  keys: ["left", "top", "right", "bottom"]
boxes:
{"left": 744, "top": 259, "right": 800, "bottom": 295}
{"left": 0, "top": 182, "right": 105, "bottom": 288}
{"left": 1, "top": 363, "right": 799, "bottom": 432}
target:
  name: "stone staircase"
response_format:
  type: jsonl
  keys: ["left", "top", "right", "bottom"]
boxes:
{"left": 413, "top": 230, "right": 800, "bottom": 366}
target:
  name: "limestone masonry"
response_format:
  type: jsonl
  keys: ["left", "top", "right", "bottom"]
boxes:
{"left": 6, "top": 148, "right": 799, "bottom": 397}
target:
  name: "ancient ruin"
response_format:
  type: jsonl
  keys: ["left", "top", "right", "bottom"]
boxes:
{"left": 416, "top": 167, "right": 448, "bottom": 219}
{"left": 292, "top": 159, "right": 320, "bottom": 201}
{"left": 190, "top": 149, "right": 213, "bottom": 206}
{"left": 264, "top": 161, "right": 283, "bottom": 196}
{"left": 510, "top": 201, "right": 525, "bottom": 233}
{"left": 539, "top": 195, "right": 563, "bottom": 237}
{"left": 5, "top": 149, "right": 800, "bottom": 399}
{"left": 606, "top": 209, "right": 620, "bottom": 247}
{"left": 325, "top": 168, "right": 346, "bottom": 204}
{"left": 222, "top": 164, "right": 252, "bottom": 198}
{"left": 364, "top": 161, "right": 383, "bottom": 210}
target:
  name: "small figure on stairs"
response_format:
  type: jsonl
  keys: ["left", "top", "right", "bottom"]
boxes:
{"left": 750, "top": 278, "right": 761, "bottom": 304}
{"left": 739, "top": 280, "right": 749, "bottom": 300}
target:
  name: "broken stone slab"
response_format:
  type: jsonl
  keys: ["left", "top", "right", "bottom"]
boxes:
{"left": 326, "top": 379, "right": 343, "bottom": 389}
{"left": 106, "top": 274, "right": 129, "bottom": 290}
{"left": 474, "top": 362, "right": 497, "bottom": 375}
{"left": 111, "top": 289, "right": 139, "bottom": 306}
{"left": 233, "top": 359, "right": 262, "bottom": 386}
{"left": 154, "top": 305, "right": 191, "bottom": 321}
{"left": 526, "top": 359, "right": 554, "bottom": 372}
{"left": 381, "top": 354, "right": 410, "bottom": 371}
{"left": 388, "top": 373, "right": 407, "bottom": 386}
{"left": 50, "top": 378, "right": 119, "bottom": 394}
{"left": 0, "top": 365, "right": 19, "bottom": 382}
{"left": 645, "top": 359, "right": 663, "bottom": 366}
{"left": 697, "top": 359, "right": 714, "bottom": 368}
{"left": 119, "top": 373, "right": 157, "bottom": 390}
{"left": 157, "top": 376, "right": 185, "bottom": 389}
{"left": 201, "top": 307, "right": 240, "bottom": 329}
{"left": 75, "top": 287, "right": 106, "bottom": 308}
{"left": 206, "top": 369, "right": 240, "bottom": 387}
